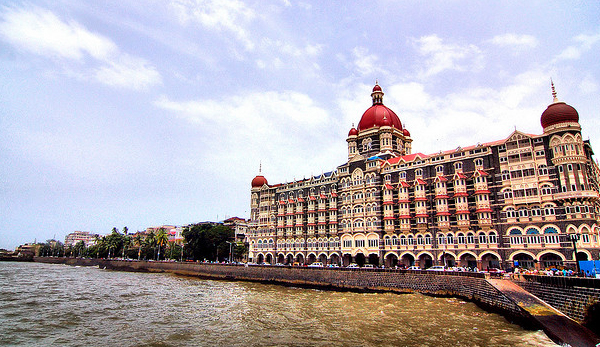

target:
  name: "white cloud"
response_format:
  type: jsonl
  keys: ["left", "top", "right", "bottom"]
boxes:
{"left": 169, "top": 0, "right": 256, "bottom": 50}
{"left": 555, "top": 32, "right": 600, "bottom": 61}
{"left": 0, "top": 5, "right": 161, "bottom": 90}
{"left": 95, "top": 54, "right": 161, "bottom": 90}
{"left": 351, "top": 47, "right": 386, "bottom": 76}
{"left": 155, "top": 90, "right": 338, "bottom": 182}
{"left": 489, "top": 33, "right": 538, "bottom": 48}
{"left": 413, "top": 35, "right": 483, "bottom": 77}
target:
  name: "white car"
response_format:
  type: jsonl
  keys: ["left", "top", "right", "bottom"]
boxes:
{"left": 363, "top": 264, "right": 375, "bottom": 269}
{"left": 308, "top": 262, "right": 324, "bottom": 267}
{"left": 346, "top": 263, "right": 359, "bottom": 268}
{"left": 426, "top": 265, "right": 446, "bottom": 271}
{"left": 406, "top": 266, "right": 421, "bottom": 270}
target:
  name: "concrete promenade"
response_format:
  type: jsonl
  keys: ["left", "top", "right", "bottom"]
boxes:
{"left": 33, "top": 257, "right": 600, "bottom": 347}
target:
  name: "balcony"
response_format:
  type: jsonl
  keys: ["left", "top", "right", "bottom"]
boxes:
{"left": 554, "top": 190, "right": 599, "bottom": 200}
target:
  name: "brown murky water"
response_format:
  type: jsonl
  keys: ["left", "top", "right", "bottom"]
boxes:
{"left": 0, "top": 262, "right": 557, "bottom": 346}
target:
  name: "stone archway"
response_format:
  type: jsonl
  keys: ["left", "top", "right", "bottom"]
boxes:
{"left": 577, "top": 251, "right": 589, "bottom": 261}
{"left": 277, "top": 254, "right": 285, "bottom": 264}
{"left": 540, "top": 253, "right": 564, "bottom": 269}
{"left": 307, "top": 253, "right": 317, "bottom": 264}
{"left": 265, "top": 253, "right": 273, "bottom": 264}
{"left": 513, "top": 253, "right": 534, "bottom": 269}
{"left": 385, "top": 253, "right": 399, "bottom": 268}
{"left": 441, "top": 253, "right": 456, "bottom": 267}
{"left": 401, "top": 253, "right": 415, "bottom": 267}
{"left": 286, "top": 254, "right": 293, "bottom": 265}
{"left": 295, "top": 253, "right": 304, "bottom": 265}
{"left": 355, "top": 253, "right": 366, "bottom": 267}
{"left": 418, "top": 253, "right": 433, "bottom": 269}
{"left": 330, "top": 253, "right": 340, "bottom": 266}
{"left": 459, "top": 253, "right": 477, "bottom": 270}
{"left": 368, "top": 253, "right": 379, "bottom": 266}
{"left": 481, "top": 253, "right": 500, "bottom": 270}
{"left": 257, "top": 254, "right": 264, "bottom": 264}
{"left": 319, "top": 253, "right": 328, "bottom": 264}
{"left": 342, "top": 254, "right": 352, "bottom": 267}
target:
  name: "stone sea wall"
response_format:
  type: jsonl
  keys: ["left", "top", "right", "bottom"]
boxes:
{"left": 515, "top": 275, "right": 600, "bottom": 323}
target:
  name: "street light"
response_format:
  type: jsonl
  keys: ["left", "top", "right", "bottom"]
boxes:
{"left": 180, "top": 243, "right": 185, "bottom": 262}
{"left": 568, "top": 233, "right": 581, "bottom": 275}
{"left": 226, "top": 241, "right": 234, "bottom": 264}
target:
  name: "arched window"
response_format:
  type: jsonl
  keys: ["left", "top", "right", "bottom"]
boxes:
{"left": 478, "top": 232, "right": 487, "bottom": 244}
{"left": 446, "top": 233, "right": 454, "bottom": 244}
{"left": 457, "top": 233, "right": 465, "bottom": 244}
{"left": 526, "top": 228, "right": 541, "bottom": 244}
{"left": 509, "top": 229, "right": 523, "bottom": 244}
{"left": 544, "top": 227, "right": 559, "bottom": 244}
{"left": 488, "top": 232, "right": 497, "bottom": 244}
{"left": 466, "top": 233, "right": 475, "bottom": 244}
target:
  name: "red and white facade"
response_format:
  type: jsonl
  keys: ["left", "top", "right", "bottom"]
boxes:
{"left": 248, "top": 83, "right": 600, "bottom": 270}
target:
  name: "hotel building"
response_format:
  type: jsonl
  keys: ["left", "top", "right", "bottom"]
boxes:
{"left": 248, "top": 83, "right": 600, "bottom": 270}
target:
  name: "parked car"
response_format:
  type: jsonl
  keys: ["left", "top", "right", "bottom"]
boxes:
{"left": 485, "top": 268, "right": 505, "bottom": 273}
{"left": 426, "top": 266, "right": 446, "bottom": 271}
{"left": 327, "top": 264, "right": 340, "bottom": 268}
{"left": 406, "top": 265, "right": 421, "bottom": 270}
{"left": 346, "top": 263, "right": 359, "bottom": 268}
{"left": 308, "top": 262, "right": 324, "bottom": 267}
{"left": 363, "top": 264, "right": 375, "bottom": 269}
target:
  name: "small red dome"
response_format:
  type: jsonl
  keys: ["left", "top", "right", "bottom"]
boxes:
{"left": 541, "top": 101, "right": 579, "bottom": 129}
{"left": 358, "top": 104, "right": 402, "bottom": 131}
{"left": 373, "top": 84, "right": 382, "bottom": 92}
{"left": 251, "top": 175, "right": 268, "bottom": 188}
{"left": 348, "top": 127, "right": 358, "bottom": 136}
{"left": 403, "top": 128, "right": 411, "bottom": 137}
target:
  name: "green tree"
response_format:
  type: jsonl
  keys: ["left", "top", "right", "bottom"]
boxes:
{"left": 156, "top": 228, "right": 168, "bottom": 260}
{"left": 183, "top": 224, "right": 234, "bottom": 262}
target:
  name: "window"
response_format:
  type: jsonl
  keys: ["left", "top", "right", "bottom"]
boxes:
{"left": 436, "top": 165, "right": 444, "bottom": 174}
{"left": 355, "top": 239, "right": 365, "bottom": 248}
{"left": 368, "top": 239, "right": 378, "bottom": 247}
{"left": 457, "top": 233, "right": 465, "bottom": 244}
{"left": 399, "top": 172, "right": 406, "bottom": 179}
{"left": 454, "top": 162, "right": 463, "bottom": 171}
{"left": 544, "top": 228, "right": 558, "bottom": 244}
{"left": 474, "top": 158, "right": 483, "bottom": 167}
{"left": 466, "top": 233, "right": 475, "bottom": 244}
{"left": 446, "top": 233, "right": 454, "bottom": 244}
{"left": 415, "top": 169, "right": 423, "bottom": 177}
{"left": 509, "top": 229, "right": 523, "bottom": 244}
{"left": 488, "top": 232, "right": 497, "bottom": 244}
{"left": 478, "top": 232, "right": 487, "bottom": 244}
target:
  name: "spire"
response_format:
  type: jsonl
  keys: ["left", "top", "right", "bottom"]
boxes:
{"left": 371, "top": 81, "right": 384, "bottom": 105}
{"left": 259, "top": 161, "right": 262, "bottom": 174}
{"left": 551, "top": 78, "right": 559, "bottom": 103}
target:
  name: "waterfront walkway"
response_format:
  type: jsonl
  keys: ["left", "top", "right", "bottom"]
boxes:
{"left": 488, "top": 279, "right": 600, "bottom": 347}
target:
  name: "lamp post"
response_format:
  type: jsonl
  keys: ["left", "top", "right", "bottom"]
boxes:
{"left": 568, "top": 233, "right": 581, "bottom": 275}
{"left": 226, "top": 241, "right": 234, "bottom": 264}
{"left": 180, "top": 243, "right": 185, "bottom": 262}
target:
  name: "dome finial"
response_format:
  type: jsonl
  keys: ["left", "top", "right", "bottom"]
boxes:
{"left": 551, "top": 78, "right": 559, "bottom": 103}
{"left": 259, "top": 161, "right": 262, "bottom": 174}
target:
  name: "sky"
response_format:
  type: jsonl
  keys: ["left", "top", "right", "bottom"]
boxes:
{"left": 1, "top": 0, "right": 599, "bottom": 250}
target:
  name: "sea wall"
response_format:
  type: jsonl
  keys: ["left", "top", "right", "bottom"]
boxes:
{"left": 514, "top": 275, "right": 600, "bottom": 323}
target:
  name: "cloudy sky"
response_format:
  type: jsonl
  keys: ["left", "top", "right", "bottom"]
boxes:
{"left": 1, "top": 1, "right": 599, "bottom": 249}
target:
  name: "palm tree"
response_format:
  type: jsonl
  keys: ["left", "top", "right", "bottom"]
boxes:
{"left": 155, "top": 228, "right": 168, "bottom": 261}
{"left": 133, "top": 234, "right": 143, "bottom": 260}
{"left": 122, "top": 236, "right": 132, "bottom": 259}
{"left": 145, "top": 231, "right": 156, "bottom": 260}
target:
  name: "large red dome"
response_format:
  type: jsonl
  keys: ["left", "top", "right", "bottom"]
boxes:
{"left": 540, "top": 101, "right": 579, "bottom": 129}
{"left": 357, "top": 104, "right": 402, "bottom": 131}
{"left": 357, "top": 83, "right": 402, "bottom": 131}
{"left": 251, "top": 175, "right": 268, "bottom": 188}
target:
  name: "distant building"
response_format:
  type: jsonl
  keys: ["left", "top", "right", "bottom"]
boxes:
{"left": 15, "top": 243, "right": 39, "bottom": 257}
{"left": 64, "top": 231, "right": 99, "bottom": 247}
{"left": 248, "top": 82, "right": 600, "bottom": 270}
{"left": 224, "top": 217, "right": 249, "bottom": 242}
